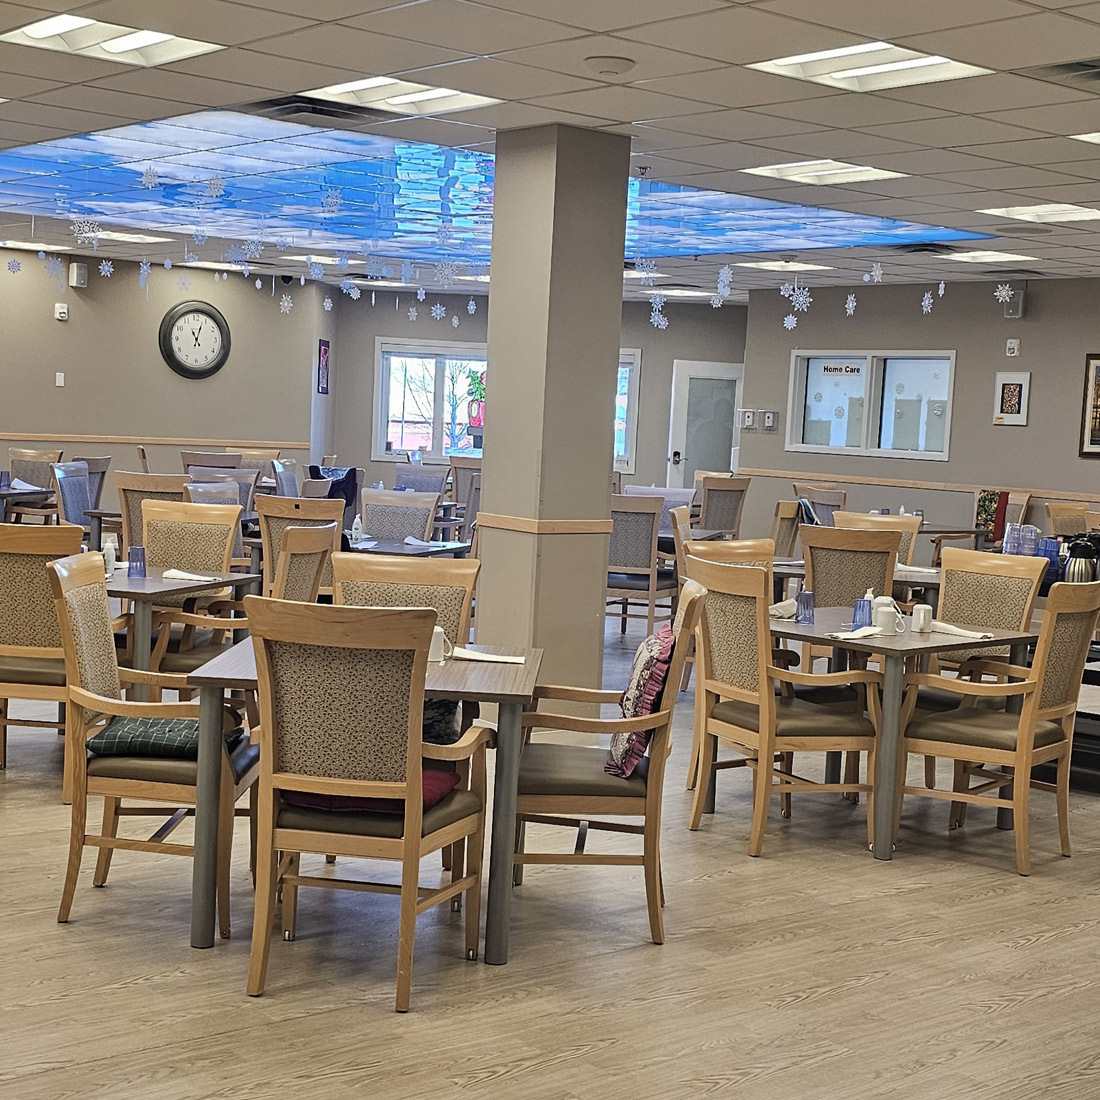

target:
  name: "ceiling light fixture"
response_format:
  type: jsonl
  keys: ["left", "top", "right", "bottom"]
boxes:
{"left": 1070, "top": 131, "right": 1100, "bottom": 145}
{"left": 21, "top": 14, "right": 95, "bottom": 38}
{"left": 385, "top": 87, "right": 460, "bottom": 105}
{"left": 770, "top": 42, "right": 892, "bottom": 67}
{"left": 2, "top": 19, "right": 221, "bottom": 65}
{"left": 101, "top": 30, "right": 174, "bottom": 53}
{"left": 623, "top": 269, "right": 671, "bottom": 280}
{"left": 0, "top": 240, "right": 62, "bottom": 251}
{"left": 741, "top": 159, "right": 905, "bottom": 185}
{"left": 978, "top": 203, "right": 1100, "bottom": 223}
{"left": 97, "top": 231, "right": 174, "bottom": 244}
{"left": 302, "top": 77, "right": 498, "bottom": 116}
{"left": 734, "top": 261, "right": 834, "bottom": 271}
{"left": 949, "top": 250, "right": 1037, "bottom": 263}
{"left": 829, "top": 55, "right": 951, "bottom": 80}
{"left": 317, "top": 76, "right": 399, "bottom": 95}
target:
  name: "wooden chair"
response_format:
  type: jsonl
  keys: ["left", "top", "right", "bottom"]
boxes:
{"left": 244, "top": 597, "right": 489, "bottom": 1011}
{"left": 931, "top": 490, "right": 1031, "bottom": 564}
{"left": 448, "top": 455, "right": 481, "bottom": 505}
{"left": 115, "top": 472, "right": 190, "bottom": 556}
{"left": 460, "top": 473, "right": 481, "bottom": 541}
{"left": 606, "top": 495, "right": 676, "bottom": 635}
{"left": 623, "top": 485, "right": 695, "bottom": 533}
{"left": 1045, "top": 501, "right": 1089, "bottom": 536}
{"left": 136, "top": 445, "right": 151, "bottom": 473}
{"left": 361, "top": 488, "right": 439, "bottom": 542}
{"left": 183, "top": 481, "right": 250, "bottom": 566}
{"left": 51, "top": 461, "right": 95, "bottom": 534}
{"left": 321, "top": 453, "right": 337, "bottom": 465}
{"left": 801, "top": 525, "right": 900, "bottom": 610}
{"left": 181, "top": 450, "right": 241, "bottom": 471}
{"left": 394, "top": 467, "right": 447, "bottom": 495}
{"left": 301, "top": 477, "right": 332, "bottom": 498}
{"left": 0, "top": 524, "right": 84, "bottom": 770}
{"left": 256, "top": 496, "right": 344, "bottom": 599}
{"left": 698, "top": 475, "right": 750, "bottom": 537}
{"left": 238, "top": 448, "right": 281, "bottom": 482}
{"left": 269, "top": 524, "right": 336, "bottom": 603}
{"left": 49, "top": 551, "right": 259, "bottom": 935}
{"left": 833, "top": 511, "right": 923, "bottom": 566}
{"left": 7, "top": 447, "right": 62, "bottom": 523}
{"left": 271, "top": 457, "right": 300, "bottom": 497}
{"left": 771, "top": 501, "right": 801, "bottom": 559}
{"left": 187, "top": 466, "right": 260, "bottom": 512}
{"left": 686, "top": 559, "right": 881, "bottom": 854}
{"left": 512, "top": 582, "right": 706, "bottom": 943}
{"left": 793, "top": 485, "right": 846, "bottom": 526}
{"left": 901, "top": 579, "right": 1100, "bottom": 875}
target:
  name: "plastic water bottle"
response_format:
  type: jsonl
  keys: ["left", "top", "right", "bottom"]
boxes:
{"left": 103, "top": 542, "right": 116, "bottom": 577}
{"left": 351, "top": 515, "right": 363, "bottom": 543}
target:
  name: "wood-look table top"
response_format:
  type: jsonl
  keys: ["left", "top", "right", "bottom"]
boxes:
{"left": 772, "top": 559, "right": 943, "bottom": 589}
{"left": 767, "top": 606, "right": 1037, "bottom": 657}
{"left": 0, "top": 486, "right": 50, "bottom": 500}
{"left": 105, "top": 567, "right": 261, "bottom": 601}
{"left": 189, "top": 638, "right": 543, "bottom": 703}
{"left": 345, "top": 538, "right": 472, "bottom": 557}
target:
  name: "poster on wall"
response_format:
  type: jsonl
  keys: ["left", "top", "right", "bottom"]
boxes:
{"left": 1081, "top": 354, "right": 1100, "bottom": 455}
{"left": 317, "top": 339, "right": 329, "bottom": 395}
{"left": 993, "top": 371, "right": 1029, "bottom": 426}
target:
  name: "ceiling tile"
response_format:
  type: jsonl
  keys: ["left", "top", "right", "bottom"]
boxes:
{"left": 453, "top": 100, "right": 617, "bottom": 129}
{"left": 356, "top": 115, "right": 494, "bottom": 147}
{"left": 0, "top": 72, "right": 64, "bottom": 98}
{"left": 897, "top": 12, "right": 1100, "bottom": 67}
{"left": 471, "top": 0, "right": 727, "bottom": 34}
{"left": 859, "top": 117, "right": 1044, "bottom": 147}
{"left": 932, "top": 165, "right": 1093, "bottom": 188}
{"left": 342, "top": 0, "right": 582, "bottom": 55}
{"left": 26, "top": 84, "right": 188, "bottom": 121}
{"left": 248, "top": 24, "right": 468, "bottom": 74}
{"left": 1029, "top": 159, "right": 1100, "bottom": 180}
{"left": 636, "top": 67, "right": 837, "bottom": 109}
{"left": 953, "top": 136, "right": 1098, "bottom": 163}
{"left": 0, "top": 2, "right": 62, "bottom": 34}
{"left": 88, "top": 69, "right": 276, "bottom": 106}
{"left": 656, "top": 143, "right": 802, "bottom": 170}
{"left": 750, "top": 93, "right": 952, "bottom": 128}
{"left": 983, "top": 99, "right": 1100, "bottom": 134}
{"left": 651, "top": 109, "right": 827, "bottom": 141}
{"left": 743, "top": 130, "right": 926, "bottom": 159}
{"left": 165, "top": 48, "right": 362, "bottom": 94}
{"left": 524, "top": 85, "right": 717, "bottom": 122}
{"left": 0, "top": 41, "right": 121, "bottom": 81}
{"left": 757, "top": 0, "right": 1034, "bottom": 38}
{"left": 76, "top": 0, "right": 313, "bottom": 45}
{"left": 400, "top": 57, "right": 601, "bottom": 99}
{"left": 866, "top": 149, "right": 1009, "bottom": 174}
{"left": 227, "top": 0, "right": 402, "bottom": 18}
{"left": 877, "top": 73, "right": 1093, "bottom": 113}
{"left": 0, "top": 100, "right": 127, "bottom": 131}
{"left": 619, "top": 6, "right": 870, "bottom": 65}
{"left": 610, "top": 123, "right": 725, "bottom": 151}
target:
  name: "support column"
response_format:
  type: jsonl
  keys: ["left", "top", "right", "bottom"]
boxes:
{"left": 476, "top": 124, "right": 631, "bottom": 687}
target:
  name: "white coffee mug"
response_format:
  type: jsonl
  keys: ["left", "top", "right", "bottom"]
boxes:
{"left": 911, "top": 604, "right": 933, "bottom": 633}
{"left": 428, "top": 626, "right": 453, "bottom": 663}
{"left": 873, "top": 604, "right": 901, "bottom": 634}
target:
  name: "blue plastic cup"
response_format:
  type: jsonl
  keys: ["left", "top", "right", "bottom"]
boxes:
{"left": 852, "top": 597, "right": 872, "bottom": 629}
{"left": 127, "top": 545, "right": 146, "bottom": 578}
{"left": 796, "top": 589, "right": 815, "bottom": 625}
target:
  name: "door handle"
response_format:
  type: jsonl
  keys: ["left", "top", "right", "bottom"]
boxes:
{"left": 671, "top": 450, "right": 682, "bottom": 465}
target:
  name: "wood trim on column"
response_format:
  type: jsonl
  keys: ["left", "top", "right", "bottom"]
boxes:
{"left": 0, "top": 433, "right": 310, "bottom": 449}
{"left": 740, "top": 466, "right": 1100, "bottom": 504}
{"left": 476, "top": 512, "right": 613, "bottom": 535}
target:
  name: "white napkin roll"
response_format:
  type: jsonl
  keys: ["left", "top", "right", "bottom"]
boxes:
{"left": 826, "top": 626, "right": 884, "bottom": 641}
{"left": 161, "top": 568, "right": 218, "bottom": 582}
{"left": 404, "top": 536, "right": 432, "bottom": 546}
{"left": 929, "top": 621, "right": 994, "bottom": 640}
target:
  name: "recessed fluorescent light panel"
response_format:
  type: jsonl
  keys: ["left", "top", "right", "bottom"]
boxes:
{"left": 735, "top": 261, "right": 834, "bottom": 272}
{"left": 0, "top": 18, "right": 222, "bottom": 65}
{"left": 749, "top": 41, "right": 990, "bottom": 91}
{"left": 1071, "top": 132, "right": 1100, "bottom": 145}
{"left": 949, "top": 250, "right": 1037, "bottom": 263}
{"left": 302, "top": 76, "right": 499, "bottom": 116}
{"left": 96, "top": 231, "right": 174, "bottom": 244}
{"left": 624, "top": 269, "right": 671, "bottom": 279}
{"left": 741, "top": 159, "right": 905, "bottom": 185}
{"left": 0, "top": 240, "right": 63, "bottom": 251}
{"left": 649, "top": 288, "right": 713, "bottom": 299}
{"left": 978, "top": 203, "right": 1100, "bottom": 223}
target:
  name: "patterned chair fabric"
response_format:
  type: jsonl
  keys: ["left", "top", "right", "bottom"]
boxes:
{"left": 52, "top": 462, "right": 93, "bottom": 528}
{"left": 700, "top": 589, "right": 760, "bottom": 693}
{"left": 62, "top": 581, "right": 123, "bottom": 700}
{"left": 395, "top": 468, "right": 447, "bottom": 494}
{"left": 272, "top": 458, "right": 300, "bottom": 497}
{"left": 263, "top": 512, "right": 341, "bottom": 593}
{"left": 0, "top": 551, "right": 66, "bottom": 649}
{"left": 773, "top": 506, "right": 799, "bottom": 559}
{"left": 938, "top": 570, "right": 1036, "bottom": 664}
{"left": 363, "top": 503, "right": 434, "bottom": 542}
{"left": 144, "top": 517, "right": 232, "bottom": 607}
{"left": 1040, "top": 610, "right": 1098, "bottom": 710}
{"left": 185, "top": 483, "right": 244, "bottom": 557}
{"left": 700, "top": 482, "right": 749, "bottom": 534}
{"left": 73, "top": 457, "right": 110, "bottom": 510}
{"left": 10, "top": 452, "right": 59, "bottom": 489}
{"left": 806, "top": 547, "right": 893, "bottom": 608}
{"left": 609, "top": 508, "right": 658, "bottom": 571}
{"left": 450, "top": 461, "right": 480, "bottom": 507}
{"left": 267, "top": 639, "right": 416, "bottom": 781}
{"left": 280, "top": 547, "right": 330, "bottom": 603}
{"left": 118, "top": 487, "right": 186, "bottom": 554}
{"left": 339, "top": 580, "right": 467, "bottom": 644}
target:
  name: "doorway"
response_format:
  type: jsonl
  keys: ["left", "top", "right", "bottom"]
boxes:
{"left": 667, "top": 359, "right": 744, "bottom": 488}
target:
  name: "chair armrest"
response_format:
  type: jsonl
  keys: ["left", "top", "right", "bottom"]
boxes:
{"left": 904, "top": 672, "right": 1036, "bottom": 698}
{"left": 521, "top": 709, "right": 669, "bottom": 735}
{"left": 533, "top": 685, "right": 622, "bottom": 705}
{"left": 930, "top": 532, "right": 978, "bottom": 547}
{"left": 161, "top": 610, "right": 248, "bottom": 631}
{"left": 423, "top": 724, "right": 495, "bottom": 761}
{"left": 119, "top": 667, "right": 192, "bottom": 690}
{"left": 69, "top": 685, "right": 203, "bottom": 719}
{"left": 769, "top": 666, "right": 881, "bottom": 687}
{"left": 955, "top": 659, "right": 1032, "bottom": 681}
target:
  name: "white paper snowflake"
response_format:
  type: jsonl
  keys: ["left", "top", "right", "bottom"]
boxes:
{"left": 224, "top": 244, "right": 247, "bottom": 264}
{"left": 45, "top": 256, "right": 65, "bottom": 283}
{"left": 921, "top": 290, "right": 934, "bottom": 315}
{"left": 783, "top": 313, "right": 798, "bottom": 331}
{"left": 467, "top": 297, "right": 477, "bottom": 315}
{"left": 141, "top": 165, "right": 159, "bottom": 190}
{"left": 436, "top": 225, "right": 453, "bottom": 248}
{"left": 791, "top": 285, "right": 813, "bottom": 312}
{"left": 408, "top": 306, "right": 418, "bottom": 322}
{"left": 6, "top": 259, "right": 19, "bottom": 274}
{"left": 161, "top": 258, "right": 171, "bottom": 271}
{"left": 451, "top": 315, "right": 460, "bottom": 329}
{"left": 279, "top": 293, "right": 293, "bottom": 315}
{"left": 255, "top": 278, "right": 263, "bottom": 289}
{"left": 431, "top": 302, "right": 447, "bottom": 321}
{"left": 244, "top": 239, "right": 262, "bottom": 260}
{"left": 336, "top": 252, "right": 350, "bottom": 271}
{"left": 710, "top": 294, "right": 723, "bottom": 308}
{"left": 192, "top": 230, "right": 208, "bottom": 246}
{"left": 870, "top": 262, "right": 884, "bottom": 283}
{"left": 274, "top": 237, "right": 290, "bottom": 251}
{"left": 780, "top": 282, "right": 794, "bottom": 299}
{"left": 71, "top": 218, "right": 100, "bottom": 246}
{"left": 994, "top": 283, "right": 1014, "bottom": 304}
{"left": 416, "top": 286, "right": 426, "bottom": 302}
{"left": 651, "top": 311, "right": 669, "bottom": 330}
{"left": 437, "top": 260, "right": 458, "bottom": 288}
{"left": 346, "top": 284, "right": 361, "bottom": 300}
{"left": 205, "top": 175, "right": 226, "bottom": 199}
{"left": 937, "top": 280, "right": 946, "bottom": 298}
{"left": 468, "top": 261, "right": 489, "bottom": 278}
{"left": 400, "top": 258, "right": 413, "bottom": 283}
{"left": 717, "top": 264, "right": 733, "bottom": 287}
{"left": 177, "top": 274, "right": 191, "bottom": 291}
{"left": 184, "top": 250, "right": 198, "bottom": 264}
{"left": 241, "top": 262, "right": 250, "bottom": 278}
{"left": 340, "top": 277, "right": 355, "bottom": 296}
{"left": 138, "top": 258, "right": 151, "bottom": 287}
{"left": 323, "top": 297, "right": 333, "bottom": 312}
{"left": 845, "top": 293, "right": 857, "bottom": 317}
{"left": 307, "top": 260, "right": 324, "bottom": 280}
{"left": 636, "top": 257, "right": 657, "bottom": 286}
{"left": 321, "top": 186, "right": 342, "bottom": 214}
{"left": 98, "top": 259, "right": 113, "bottom": 277}
{"left": 649, "top": 293, "right": 667, "bottom": 312}
{"left": 834, "top": 406, "right": 845, "bottom": 419}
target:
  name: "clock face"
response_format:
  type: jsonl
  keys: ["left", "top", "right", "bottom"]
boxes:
{"left": 159, "top": 301, "right": 230, "bottom": 379}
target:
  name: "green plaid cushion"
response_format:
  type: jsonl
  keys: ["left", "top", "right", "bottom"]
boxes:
{"left": 422, "top": 699, "right": 460, "bottom": 745}
{"left": 87, "top": 717, "right": 245, "bottom": 759}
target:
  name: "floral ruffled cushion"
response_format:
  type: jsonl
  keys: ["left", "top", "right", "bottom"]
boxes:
{"left": 606, "top": 623, "right": 675, "bottom": 778}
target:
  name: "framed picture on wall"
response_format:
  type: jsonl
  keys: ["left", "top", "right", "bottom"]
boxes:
{"left": 993, "top": 371, "right": 1029, "bottom": 426}
{"left": 1082, "top": 354, "right": 1100, "bottom": 455}
{"left": 317, "top": 339, "right": 330, "bottom": 395}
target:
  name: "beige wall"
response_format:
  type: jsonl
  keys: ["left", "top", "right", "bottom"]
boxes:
{"left": 737, "top": 279, "right": 1100, "bottom": 550}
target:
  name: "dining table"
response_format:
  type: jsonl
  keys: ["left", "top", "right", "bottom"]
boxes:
{"left": 187, "top": 639, "right": 543, "bottom": 964}
{"left": 756, "top": 607, "right": 1038, "bottom": 860}
{"left": 772, "top": 558, "right": 944, "bottom": 610}
{"left": 0, "top": 484, "right": 51, "bottom": 522}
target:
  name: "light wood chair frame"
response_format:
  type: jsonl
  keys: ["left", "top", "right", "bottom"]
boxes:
{"left": 181, "top": 450, "right": 242, "bottom": 471}
{"left": 256, "top": 495, "right": 344, "bottom": 599}
{"left": 698, "top": 475, "right": 751, "bottom": 537}
{"left": 1045, "top": 501, "right": 1089, "bottom": 536}
{"left": 931, "top": 490, "right": 1032, "bottom": 564}
{"left": 833, "top": 511, "right": 923, "bottom": 565}
{"left": 606, "top": 494, "right": 675, "bottom": 635}
{"left": 7, "top": 446, "right": 62, "bottom": 523}
{"left": 270, "top": 523, "right": 336, "bottom": 603}
{"left": 360, "top": 488, "right": 440, "bottom": 541}
{"left": 771, "top": 500, "right": 801, "bottom": 560}
{"left": 448, "top": 455, "right": 481, "bottom": 505}
{"left": 115, "top": 472, "right": 190, "bottom": 556}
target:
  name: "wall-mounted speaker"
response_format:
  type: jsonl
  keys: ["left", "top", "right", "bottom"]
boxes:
{"left": 68, "top": 262, "right": 87, "bottom": 288}
{"left": 1004, "top": 284, "right": 1025, "bottom": 319}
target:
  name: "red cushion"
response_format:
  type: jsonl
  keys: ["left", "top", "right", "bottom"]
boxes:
{"left": 281, "top": 768, "right": 460, "bottom": 813}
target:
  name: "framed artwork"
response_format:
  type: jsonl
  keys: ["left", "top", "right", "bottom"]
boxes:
{"left": 993, "top": 371, "right": 1029, "bottom": 426}
{"left": 317, "top": 338, "right": 330, "bottom": 395}
{"left": 1082, "top": 354, "right": 1100, "bottom": 455}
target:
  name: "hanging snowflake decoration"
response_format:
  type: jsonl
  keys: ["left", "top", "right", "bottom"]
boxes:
{"left": 717, "top": 265, "right": 733, "bottom": 297}
{"left": 436, "top": 225, "right": 452, "bottom": 248}
{"left": 6, "top": 259, "right": 19, "bottom": 274}
{"left": 37, "top": 251, "right": 45, "bottom": 259}
{"left": 255, "top": 278, "right": 263, "bottom": 289}
{"left": 921, "top": 290, "right": 934, "bottom": 315}
{"left": 279, "top": 293, "right": 293, "bottom": 315}
{"left": 635, "top": 257, "right": 657, "bottom": 286}
{"left": 783, "top": 313, "right": 798, "bottom": 331}
{"left": 780, "top": 282, "right": 794, "bottom": 299}
{"left": 346, "top": 284, "right": 361, "bottom": 300}
{"left": 44, "top": 256, "right": 65, "bottom": 284}
{"left": 651, "top": 310, "right": 669, "bottom": 331}
{"left": 451, "top": 315, "right": 460, "bottom": 329}
{"left": 468, "top": 261, "right": 489, "bottom": 278}
{"left": 138, "top": 258, "right": 151, "bottom": 287}
{"left": 436, "top": 260, "right": 458, "bottom": 288}
{"left": 184, "top": 250, "right": 198, "bottom": 264}
{"left": 141, "top": 165, "right": 159, "bottom": 190}
{"left": 791, "top": 285, "right": 813, "bottom": 312}
{"left": 430, "top": 302, "right": 447, "bottom": 321}
{"left": 834, "top": 406, "right": 845, "bottom": 419}
{"left": 71, "top": 218, "right": 101, "bottom": 246}
{"left": 177, "top": 274, "right": 191, "bottom": 291}
{"left": 845, "top": 293, "right": 857, "bottom": 317}
{"left": 937, "top": 280, "right": 946, "bottom": 298}
{"left": 241, "top": 262, "right": 250, "bottom": 278}
{"left": 408, "top": 306, "right": 418, "bottom": 322}
{"left": 336, "top": 251, "right": 350, "bottom": 271}
{"left": 412, "top": 286, "right": 424, "bottom": 303}
{"left": 98, "top": 259, "right": 113, "bottom": 278}
{"left": 650, "top": 293, "right": 667, "bottom": 311}
{"left": 244, "top": 239, "right": 263, "bottom": 260}
{"left": 994, "top": 283, "right": 1014, "bottom": 304}
{"left": 225, "top": 244, "right": 247, "bottom": 264}
{"left": 274, "top": 237, "right": 290, "bottom": 252}
{"left": 401, "top": 258, "right": 413, "bottom": 283}
{"left": 323, "top": 297, "right": 333, "bottom": 312}
{"left": 467, "top": 297, "right": 477, "bottom": 315}
{"left": 321, "top": 186, "right": 342, "bottom": 214}
{"left": 339, "top": 277, "right": 355, "bottom": 296}
{"left": 192, "top": 230, "right": 208, "bottom": 246}
{"left": 710, "top": 294, "right": 723, "bottom": 308}
{"left": 307, "top": 260, "right": 324, "bottom": 280}
{"left": 864, "top": 262, "right": 883, "bottom": 284}
{"left": 205, "top": 175, "right": 226, "bottom": 199}
{"left": 163, "top": 258, "right": 172, "bottom": 271}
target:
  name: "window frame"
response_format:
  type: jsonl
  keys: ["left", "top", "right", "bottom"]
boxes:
{"left": 785, "top": 348, "right": 955, "bottom": 462}
{"left": 616, "top": 347, "right": 643, "bottom": 475}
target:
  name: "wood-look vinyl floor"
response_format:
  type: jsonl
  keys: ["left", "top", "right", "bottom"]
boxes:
{"left": 3, "top": 621, "right": 1100, "bottom": 1099}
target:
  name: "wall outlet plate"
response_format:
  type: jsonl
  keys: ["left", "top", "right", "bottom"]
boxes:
{"left": 761, "top": 410, "right": 780, "bottom": 431}
{"left": 53, "top": 302, "right": 68, "bottom": 321}
{"left": 1006, "top": 338, "right": 1019, "bottom": 357}
{"left": 739, "top": 408, "right": 756, "bottom": 429}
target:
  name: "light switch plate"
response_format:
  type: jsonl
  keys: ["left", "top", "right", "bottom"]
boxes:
{"left": 761, "top": 410, "right": 780, "bottom": 431}
{"left": 739, "top": 408, "right": 756, "bottom": 430}
{"left": 55, "top": 372, "right": 64, "bottom": 387}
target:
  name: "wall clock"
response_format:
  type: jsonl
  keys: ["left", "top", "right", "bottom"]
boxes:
{"left": 158, "top": 300, "right": 231, "bottom": 379}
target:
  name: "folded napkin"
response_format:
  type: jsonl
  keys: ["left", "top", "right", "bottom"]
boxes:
{"left": 10, "top": 477, "right": 47, "bottom": 492}
{"left": 769, "top": 598, "right": 798, "bottom": 620}
{"left": 898, "top": 565, "right": 940, "bottom": 576}
{"left": 452, "top": 647, "right": 525, "bottom": 665}
{"left": 929, "top": 621, "right": 994, "bottom": 640}
{"left": 826, "top": 626, "right": 884, "bottom": 641}
{"left": 161, "top": 568, "right": 218, "bottom": 582}
{"left": 404, "top": 536, "right": 434, "bottom": 546}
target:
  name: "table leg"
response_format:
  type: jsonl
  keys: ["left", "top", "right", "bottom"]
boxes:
{"left": 997, "top": 641, "right": 1030, "bottom": 831}
{"left": 485, "top": 700, "right": 522, "bottom": 965}
{"left": 873, "top": 653, "right": 905, "bottom": 860}
{"left": 191, "top": 684, "right": 224, "bottom": 949}
{"left": 89, "top": 515, "right": 103, "bottom": 552}
{"left": 0, "top": 498, "right": 6, "bottom": 524}
{"left": 130, "top": 600, "right": 153, "bottom": 702}
{"left": 250, "top": 544, "right": 263, "bottom": 593}
{"left": 825, "top": 647, "right": 850, "bottom": 784}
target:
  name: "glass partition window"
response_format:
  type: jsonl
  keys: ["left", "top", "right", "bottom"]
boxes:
{"left": 786, "top": 350, "right": 954, "bottom": 461}
{"left": 616, "top": 349, "right": 642, "bottom": 473}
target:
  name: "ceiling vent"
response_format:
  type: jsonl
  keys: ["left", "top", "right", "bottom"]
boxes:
{"left": 981, "top": 267, "right": 1044, "bottom": 278}
{"left": 886, "top": 242, "right": 957, "bottom": 255}
{"left": 1018, "top": 58, "right": 1100, "bottom": 88}
{"left": 239, "top": 95, "right": 395, "bottom": 129}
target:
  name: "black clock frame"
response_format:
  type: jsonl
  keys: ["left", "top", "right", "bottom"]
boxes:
{"left": 158, "top": 300, "right": 231, "bottom": 380}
